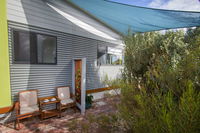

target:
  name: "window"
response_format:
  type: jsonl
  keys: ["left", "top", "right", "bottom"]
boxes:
{"left": 107, "top": 54, "right": 123, "bottom": 65}
{"left": 97, "top": 45, "right": 107, "bottom": 65}
{"left": 13, "top": 29, "right": 57, "bottom": 64}
{"left": 97, "top": 45, "right": 123, "bottom": 65}
{"left": 14, "top": 31, "right": 31, "bottom": 63}
{"left": 37, "top": 34, "right": 56, "bottom": 64}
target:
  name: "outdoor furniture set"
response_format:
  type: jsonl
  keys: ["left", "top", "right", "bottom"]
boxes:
{"left": 14, "top": 86, "right": 77, "bottom": 130}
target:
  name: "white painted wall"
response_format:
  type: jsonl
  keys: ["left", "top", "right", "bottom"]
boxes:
{"left": 99, "top": 65, "right": 123, "bottom": 80}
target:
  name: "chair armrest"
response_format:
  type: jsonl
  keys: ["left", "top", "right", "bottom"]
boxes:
{"left": 70, "top": 93, "right": 76, "bottom": 102}
{"left": 55, "top": 96, "right": 61, "bottom": 102}
{"left": 70, "top": 93, "right": 75, "bottom": 98}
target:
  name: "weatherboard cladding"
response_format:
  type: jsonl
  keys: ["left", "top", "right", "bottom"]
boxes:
{"left": 8, "top": 22, "right": 112, "bottom": 101}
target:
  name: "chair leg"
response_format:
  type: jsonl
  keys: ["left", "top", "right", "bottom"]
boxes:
{"left": 59, "top": 109, "right": 62, "bottom": 118}
{"left": 73, "top": 106, "right": 77, "bottom": 113}
{"left": 14, "top": 120, "right": 16, "bottom": 129}
{"left": 15, "top": 118, "right": 21, "bottom": 130}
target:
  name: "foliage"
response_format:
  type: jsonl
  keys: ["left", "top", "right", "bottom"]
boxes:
{"left": 86, "top": 94, "right": 93, "bottom": 104}
{"left": 118, "top": 81, "right": 200, "bottom": 133}
{"left": 75, "top": 69, "right": 81, "bottom": 103}
{"left": 118, "top": 28, "right": 200, "bottom": 133}
{"left": 68, "top": 28, "right": 200, "bottom": 133}
{"left": 86, "top": 94, "right": 93, "bottom": 109}
{"left": 88, "top": 28, "right": 200, "bottom": 133}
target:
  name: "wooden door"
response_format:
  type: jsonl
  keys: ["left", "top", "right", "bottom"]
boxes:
{"left": 75, "top": 60, "right": 82, "bottom": 104}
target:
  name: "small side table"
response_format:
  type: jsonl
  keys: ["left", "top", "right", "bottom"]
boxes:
{"left": 39, "top": 96, "right": 60, "bottom": 120}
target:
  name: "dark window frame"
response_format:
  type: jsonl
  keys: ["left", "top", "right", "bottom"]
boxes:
{"left": 13, "top": 29, "right": 32, "bottom": 64}
{"left": 12, "top": 28, "right": 57, "bottom": 65}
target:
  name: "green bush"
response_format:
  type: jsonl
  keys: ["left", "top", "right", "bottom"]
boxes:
{"left": 97, "top": 28, "right": 200, "bottom": 133}
{"left": 69, "top": 28, "right": 200, "bottom": 133}
{"left": 118, "top": 81, "right": 200, "bottom": 133}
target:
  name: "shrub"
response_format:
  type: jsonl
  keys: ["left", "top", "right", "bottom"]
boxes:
{"left": 98, "top": 28, "right": 200, "bottom": 133}
{"left": 69, "top": 28, "right": 200, "bottom": 133}
{"left": 118, "top": 81, "right": 200, "bottom": 133}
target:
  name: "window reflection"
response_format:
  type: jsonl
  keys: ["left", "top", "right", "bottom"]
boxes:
{"left": 97, "top": 45, "right": 123, "bottom": 65}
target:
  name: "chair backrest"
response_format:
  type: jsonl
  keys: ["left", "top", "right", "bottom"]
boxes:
{"left": 19, "top": 90, "right": 38, "bottom": 107}
{"left": 57, "top": 86, "right": 70, "bottom": 100}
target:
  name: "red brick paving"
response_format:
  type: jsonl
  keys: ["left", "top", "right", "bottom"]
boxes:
{"left": 0, "top": 97, "right": 118, "bottom": 133}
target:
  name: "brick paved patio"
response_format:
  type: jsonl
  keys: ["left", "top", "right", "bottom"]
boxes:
{"left": 0, "top": 96, "right": 119, "bottom": 133}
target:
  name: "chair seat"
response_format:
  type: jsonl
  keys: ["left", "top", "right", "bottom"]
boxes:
{"left": 61, "top": 98, "right": 74, "bottom": 105}
{"left": 20, "top": 105, "right": 39, "bottom": 114}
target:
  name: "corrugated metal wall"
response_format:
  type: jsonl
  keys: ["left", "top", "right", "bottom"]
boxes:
{"left": 2, "top": 0, "right": 124, "bottom": 122}
{"left": 7, "top": 0, "right": 122, "bottom": 45}
{"left": 9, "top": 22, "right": 72, "bottom": 101}
{"left": 8, "top": 22, "right": 122, "bottom": 102}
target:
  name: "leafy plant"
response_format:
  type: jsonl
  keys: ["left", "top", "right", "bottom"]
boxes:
{"left": 75, "top": 69, "right": 82, "bottom": 103}
{"left": 91, "top": 28, "right": 200, "bottom": 133}
{"left": 85, "top": 94, "right": 93, "bottom": 109}
{"left": 69, "top": 28, "right": 200, "bottom": 133}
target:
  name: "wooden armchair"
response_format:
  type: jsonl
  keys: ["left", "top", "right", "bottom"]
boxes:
{"left": 56, "top": 87, "right": 76, "bottom": 116}
{"left": 14, "top": 89, "right": 40, "bottom": 130}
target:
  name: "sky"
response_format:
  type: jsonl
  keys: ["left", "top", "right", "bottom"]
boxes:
{"left": 110, "top": 0, "right": 200, "bottom": 12}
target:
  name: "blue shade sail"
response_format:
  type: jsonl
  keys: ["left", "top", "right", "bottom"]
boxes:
{"left": 69, "top": 0, "right": 200, "bottom": 34}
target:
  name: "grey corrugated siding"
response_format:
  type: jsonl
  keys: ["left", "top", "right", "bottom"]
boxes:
{"left": 9, "top": 22, "right": 72, "bottom": 101}
{"left": 8, "top": 22, "right": 122, "bottom": 102}
{"left": 7, "top": 0, "right": 123, "bottom": 45}
{"left": 2, "top": 0, "right": 124, "bottom": 122}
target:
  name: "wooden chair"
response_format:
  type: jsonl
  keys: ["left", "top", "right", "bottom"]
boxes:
{"left": 14, "top": 89, "right": 40, "bottom": 130}
{"left": 56, "top": 86, "right": 76, "bottom": 116}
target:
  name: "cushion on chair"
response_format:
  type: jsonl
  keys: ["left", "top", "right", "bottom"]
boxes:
{"left": 60, "top": 98, "right": 74, "bottom": 105}
{"left": 20, "top": 105, "right": 39, "bottom": 114}
{"left": 57, "top": 87, "right": 70, "bottom": 100}
{"left": 19, "top": 91, "right": 38, "bottom": 108}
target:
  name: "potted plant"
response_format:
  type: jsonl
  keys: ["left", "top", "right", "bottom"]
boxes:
{"left": 85, "top": 94, "right": 93, "bottom": 109}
